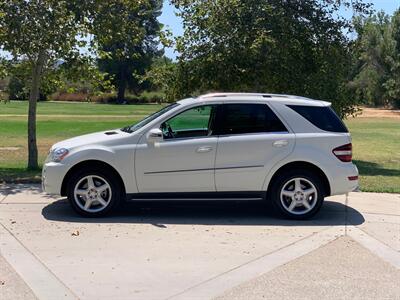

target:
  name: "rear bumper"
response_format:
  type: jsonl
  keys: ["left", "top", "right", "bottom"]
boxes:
{"left": 329, "top": 163, "right": 359, "bottom": 196}
{"left": 42, "top": 162, "right": 69, "bottom": 195}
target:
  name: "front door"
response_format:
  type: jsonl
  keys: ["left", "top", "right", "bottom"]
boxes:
{"left": 135, "top": 105, "right": 218, "bottom": 193}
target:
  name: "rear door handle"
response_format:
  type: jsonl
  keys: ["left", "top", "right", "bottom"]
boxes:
{"left": 196, "top": 146, "right": 213, "bottom": 153}
{"left": 273, "top": 140, "right": 289, "bottom": 147}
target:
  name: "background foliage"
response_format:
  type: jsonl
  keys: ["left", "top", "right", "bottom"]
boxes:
{"left": 157, "top": 0, "right": 373, "bottom": 117}
{"left": 350, "top": 11, "right": 400, "bottom": 108}
{"left": 94, "top": 0, "right": 163, "bottom": 103}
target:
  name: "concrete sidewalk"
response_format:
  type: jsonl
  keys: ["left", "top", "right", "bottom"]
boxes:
{"left": 0, "top": 184, "right": 399, "bottom": 300}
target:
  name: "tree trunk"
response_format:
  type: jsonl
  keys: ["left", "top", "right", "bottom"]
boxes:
{"left": 27, "top": 50, "right": 46, "bottom": 170}
{"left": 117, "top": 80, "right": 126, "bottom": 104}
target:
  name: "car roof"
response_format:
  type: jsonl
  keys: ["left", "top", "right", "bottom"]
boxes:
{"left": 178, "top": 93, "right": 331, "bottom": 106}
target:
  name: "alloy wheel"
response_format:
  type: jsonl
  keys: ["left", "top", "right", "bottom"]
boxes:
{"left": 73, "top": 175, "right": 112, "bottom": 213}
{"left": 280, "top": 177, "right": 318, "bottom": 215}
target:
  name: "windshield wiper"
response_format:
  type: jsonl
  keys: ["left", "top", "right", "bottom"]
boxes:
{"left": 120, "top": 126, "right": 133, "bottom": 133}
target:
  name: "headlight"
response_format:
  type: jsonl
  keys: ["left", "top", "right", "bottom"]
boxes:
{"left": 51, "top": 148, "right": 69, "bottom": 162}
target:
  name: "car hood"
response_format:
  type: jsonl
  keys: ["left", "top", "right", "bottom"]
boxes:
{"left": 51, "top": 129, "right": 133, "bottom": 150}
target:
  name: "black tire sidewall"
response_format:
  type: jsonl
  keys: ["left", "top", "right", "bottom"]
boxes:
{"left": 270, "top": 169, "right": 324, "bottom": 220}
{"left": 67, "top": 168, "right": 121, "bottom": 217}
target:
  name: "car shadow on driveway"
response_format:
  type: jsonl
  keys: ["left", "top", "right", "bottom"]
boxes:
{"left": 41, "top": 199, "right": 365, "bottom": 226}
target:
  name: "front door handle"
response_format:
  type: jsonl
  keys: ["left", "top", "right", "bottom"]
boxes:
{"left": 273, "top": 140, "right": 289, "bottom": 147}
{"left": 196, "top": 146, "right": 213, "bottom": 153}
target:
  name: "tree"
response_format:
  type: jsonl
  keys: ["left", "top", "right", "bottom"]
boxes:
{"left": 5, "top": 59, "right": 57, "bottom": 101}
{"left": 385, "top": 10, "right": 400, "bottom": 108}
{"left": 93, "top": 0, "right": 163, "bottom": 103}
{"left": 145, "top": 56, "right": 183, "bottom": 102}
{"left": 350, "top": 10, "right": 400, "bottom": 108}
{"left": 0, "top": 0, "right": 93, "bottom": 169}
{"left": 169, "top": 0, "right": 371, "bottom": 117}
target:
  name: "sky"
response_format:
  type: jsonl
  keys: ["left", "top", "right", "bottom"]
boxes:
{"left": 159, "top": 0, "right": 400, "bottom": 59}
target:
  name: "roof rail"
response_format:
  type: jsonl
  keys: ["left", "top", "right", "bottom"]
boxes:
{"left": 199, "top": 92, "right": 273, "bottom": 98}
{"left": 199, "top": 92, "right": 313, "bottom": 99}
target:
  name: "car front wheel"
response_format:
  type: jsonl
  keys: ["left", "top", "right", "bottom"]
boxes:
{"left": 67, "top": 169, "right": 121, "bottom": 217}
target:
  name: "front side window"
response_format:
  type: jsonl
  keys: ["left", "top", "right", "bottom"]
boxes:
{"left": 216, "top": 104, "right": 288, "bottom": 135}
{"left": 161, "top": 105, "right": 216, "bottom": 139}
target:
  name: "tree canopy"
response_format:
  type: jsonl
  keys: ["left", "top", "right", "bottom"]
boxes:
{"left": 164, "top": 0, "right": 372, "bottom": 117}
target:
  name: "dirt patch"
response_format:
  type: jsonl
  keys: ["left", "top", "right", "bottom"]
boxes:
{"left": 359, "top": 107, "right": 400, "bottom": 118}
{"left": 0, "top": 147, "right": 21, "bottom": 151}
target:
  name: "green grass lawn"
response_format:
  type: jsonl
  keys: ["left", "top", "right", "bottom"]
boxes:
{"left": 0, "top": 101, "right": 399, "bottom": 193}
{"left": 345, "top": 117, "right": 400, "bottom": 193}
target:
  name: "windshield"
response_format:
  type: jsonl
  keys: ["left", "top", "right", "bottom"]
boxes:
{"left": 121, "top": 103, "right": 180, "bottom": 133}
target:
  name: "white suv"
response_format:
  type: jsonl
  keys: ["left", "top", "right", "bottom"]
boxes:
{"left": 42, "top": 93, "right": 359, "bottom": 219}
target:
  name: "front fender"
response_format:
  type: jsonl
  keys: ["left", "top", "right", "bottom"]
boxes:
{"left": 63, "top": 145, "right": 137, "bottom": 193}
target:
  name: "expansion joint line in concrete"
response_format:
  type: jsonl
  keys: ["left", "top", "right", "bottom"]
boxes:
{"left": 166, "top": 226, "right": 341, "bottom": 300}
{"left": 0, "top": 194, "right": 8, "bottom": 203}
{"left": 0, "top": 222, "right": 79, "bottom": 300}
{"left": 345, "top": 192, "right": 349, "bottom": 236}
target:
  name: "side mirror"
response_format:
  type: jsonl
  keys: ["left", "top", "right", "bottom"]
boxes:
{"left": 147, "top": 128, "right": 163, "bottom": 144}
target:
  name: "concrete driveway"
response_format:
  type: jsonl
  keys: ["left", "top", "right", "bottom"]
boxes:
{"left": 0, "top": 185, "right": 399, "bottom": 300}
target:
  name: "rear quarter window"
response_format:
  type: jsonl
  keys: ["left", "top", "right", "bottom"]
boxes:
{"left": 287, "top": 105, "right": 348, "bottom": 133}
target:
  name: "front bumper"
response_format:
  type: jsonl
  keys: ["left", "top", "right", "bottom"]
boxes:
{"left": 42, "top": 162, "right": 69, "bottom": 195}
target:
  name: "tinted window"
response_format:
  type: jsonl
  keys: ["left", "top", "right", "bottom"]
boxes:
{"left": 287, "top": 105, "right": 348, "bottom": 133}
{"left": 217, "top": 104, "right": 287, "bottom": 135}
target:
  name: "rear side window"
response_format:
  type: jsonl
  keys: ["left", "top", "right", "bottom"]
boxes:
{"left": 287, "top": 105, "right": 348, "bottom": 133}
{"left": 217, "top": 104, "right": 288, "bottom": 135}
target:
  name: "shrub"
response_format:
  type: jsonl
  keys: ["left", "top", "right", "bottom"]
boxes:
{"left": 392, "top": 99, "right": 400, "bottom": 109}
{"left": 8, "top": 76, "right": 28, "bottom": 100}
{"left": 50, "top": 92, "right": 91, "bottom": 102}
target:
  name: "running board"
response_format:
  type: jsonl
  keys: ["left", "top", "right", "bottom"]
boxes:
{"left": 126, "top": 191, "right": 265, "bottom": 201}
{"left": 127, "top": 197, "right": 264, "bottom": 201}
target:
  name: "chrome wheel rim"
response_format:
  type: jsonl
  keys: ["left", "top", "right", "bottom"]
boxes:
{"left": 74, "top": 175, "right": 112, "bottom": 213}
{"left": 280, "top": 177, "right": 318, "bottom": 215}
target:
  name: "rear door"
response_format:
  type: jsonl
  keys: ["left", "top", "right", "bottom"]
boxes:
{"left": 214, "top": 103, "right": 295, "bottom": 191}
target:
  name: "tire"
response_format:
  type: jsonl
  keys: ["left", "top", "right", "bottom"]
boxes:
{"left": 270, "top": 169, "right": 324, "bottom": 220}
{"left": 66, "top": 167, "right": 122, "bottom": 217}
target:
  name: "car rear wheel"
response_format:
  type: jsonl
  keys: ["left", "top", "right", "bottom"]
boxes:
{"left": 270, "top": 169, "right": 324, "bottom": 220}
{"left": 67, "top": 168, "right": 121, "bottom": 217}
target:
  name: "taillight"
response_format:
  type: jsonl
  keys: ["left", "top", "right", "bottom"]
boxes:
{"left": 333, "top": 143, "right": 352, "bottom": 162}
